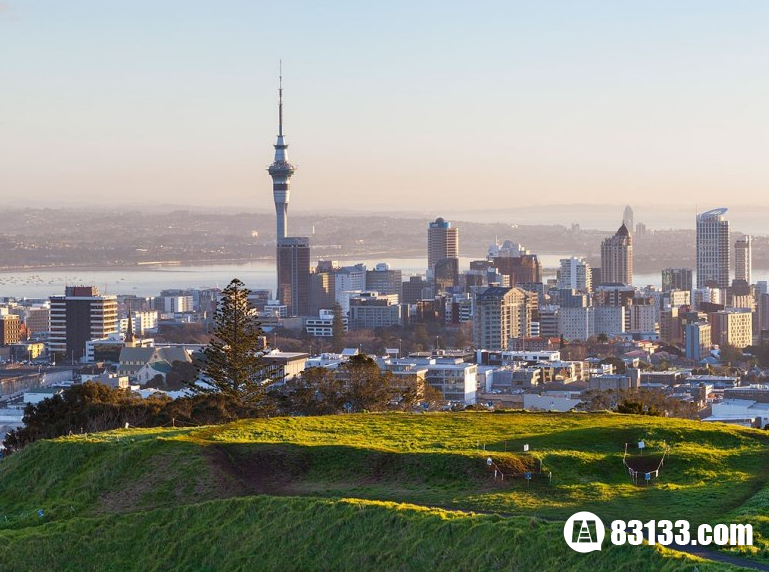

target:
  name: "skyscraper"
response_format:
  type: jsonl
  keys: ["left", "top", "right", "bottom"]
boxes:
{"left": 427, "top": 217, "right": 459, "bottom": 271}
{"left": 433, "top": 257, "right": 459, "bottom": 294}
{"left": 735, "top": 235, "right": 752, "bottom": 284}
{"left": 558, "top": 257, "right": 592, "bottom": 292}
{"left": 696, "top": 208, "right": 730, "bottom": 289}
{"left": 49, "top": 286, "right": 118, "bottom": 362}
{"left": 661, "top": 268, "right": 693, "bottom": 292}
{"left": 600, "top": 223, "right": 633, "bottom": 285}
{"left": 402, "top": 276, "right": 429, "bottom": 305}
{"left": 277, "top": 237, "right": 310, "bottom": 317}
{"left": 309, "top": 262, "right": 335, "bottom": 316}
{"left": 488, "top": 241, "right": 542, "bottom": 285}
{"left": 473, "top": 286, "right": 527, "bottom": 350}
{"left": 365, "top": 263, "right": 403, "bottom": 301}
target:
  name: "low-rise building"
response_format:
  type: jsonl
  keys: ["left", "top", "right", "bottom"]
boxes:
{"left": 118, "top": 346, "right": 191, "bottom": 378}
{"left": 304, "top": 309, "right": 348, "bottom": 337}
{"left": 381, "top": 356, "right": 477, "bottom": 405}
{"left": 23, "top": 386, "right": 65, "bottom": 405}
{"left": 706, "top": 399, "right": 769, "bottom": 428}
{"left": 348, "top": 292, "right": 404, "bottom": 330}
{"left": 589, "top": 369, "right": 640, "bottom": 391}
{"left": 523, "top": 391, "right": 583, "bottom": 412}
{"left": 262, "top": 350, "right": 310, "bottom": 384}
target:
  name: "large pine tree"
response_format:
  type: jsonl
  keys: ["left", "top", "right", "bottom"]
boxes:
{"left": 196, "top": 278, "right": 268, "bottom": 403}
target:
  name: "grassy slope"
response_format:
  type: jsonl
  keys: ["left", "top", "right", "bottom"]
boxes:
{"left": 0, "top": 497, "right": 748, "bottom": 572}
{"left": 1, "top": 411, "right": 768, "bottom": 570}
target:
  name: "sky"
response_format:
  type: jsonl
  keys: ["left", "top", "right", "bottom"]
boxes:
{"left": 2, "top": 1, "right": 769, "bottom": 223}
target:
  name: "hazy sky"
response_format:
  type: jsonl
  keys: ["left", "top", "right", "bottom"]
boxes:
{"left": 2, "top": 1, "right": 769, "bottom": 217}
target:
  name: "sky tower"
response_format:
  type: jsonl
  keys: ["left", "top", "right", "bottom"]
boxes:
{"left": 268, "top": 63, "right": 295, "bottom": 241}
{"left": 267, "top": 64, "right": 310, "bottom": 317}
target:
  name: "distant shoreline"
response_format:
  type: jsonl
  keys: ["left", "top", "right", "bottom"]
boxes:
{"left": 2, "top": 256, "right": 769, "bottom": 275}
{"left": 0, "top": 258, "right": 273, "bottom": 273}
{"left": 0, "top": 251, "right": 428, "bottom": 273}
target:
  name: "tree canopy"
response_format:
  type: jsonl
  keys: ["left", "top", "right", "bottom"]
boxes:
{"left": 194, "top": 278, "right": 269, "bottom": 404}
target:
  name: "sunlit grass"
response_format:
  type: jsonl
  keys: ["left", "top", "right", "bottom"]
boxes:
{"left": 1, "top": 411, "right": 768, "bottom": 569}
{"left": 0, "top": 495, "right": 750, "bottom": 572}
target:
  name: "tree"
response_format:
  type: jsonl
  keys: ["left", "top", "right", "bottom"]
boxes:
{"left": 2, "top": 382, "right": 170, "bottom": 452}
{"left": 617, "top": 399, "right": 661, "bottom": 416}
{"left": 2, "top": 383, "right": 267, "bottom": 453}
{"left": 339, "top": 354, "right": 392, "bottom": 412}
{"left": 575, "top": 389, "right": 618, "bottom": 412}
{"left": 719, "top": 343, "right": 744, "bottom": 366}
{"left": 194, "top": 278, "right": 269, "bottom": 404}
{"left": 413, "top": 323, "right": 430, "bottom": 352}
{"left": 597, "top": 332, "right": 609, "bottom": 344}
{"left": 275, "top": 367, "right": 346, "bottom": 415}
{"left": 331, "top": 302, "right": 346, "bottom": 352}
{"left": 452, "top": 323, "right": 471, "bottom": 350}
{"left": 616, "top": 389, "right": 699, "bottom": 419}
{"left": 392, "top": 374, "right": 444, "bottom": 411}
{"left": 754, "top": 342, "right": 769, "bottom": 367}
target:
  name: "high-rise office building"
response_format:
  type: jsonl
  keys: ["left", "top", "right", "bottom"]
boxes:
{"left": 600, "top": 223, "right": 633, "bottom": 285}
{"left": 402, "top": 276, "right": 429, "bottom": 305}
{"left": 366, "top": 263, "right": 403, "bottom": 301}
{"left": 333, "top": 264, "right": 367, "bottom": 306}
{"left": 488, "top": 241, "right": 542, "bottom": 286}
{"left": 49, "top": 286, "right": 118, "bottom": 362}
{"left": 685, "top": 321, "right": 711, "bottom": 361}
{"left": 709, "top": 309, "right": 753, "bottom": 349}
{"left": 277, "top": 238, "right": 310, "bottom": 317}
{"left": 309, "top": 265, "right": 335, "bottom": 316}
{"left": 696, "top": 208, "right": 730, "bottom": 289}
{"left": 434, "top": 257, "right": 459, "bottom": 294}
{"left": 735, "top": 235, "right": 752, "bottom": 284}
{"left": 558, "top": 257, "right": 592, "bottom": 292}
{"left": 472, "top": 286, "right": 527, "bottom": 350}
{"left": 427, "top": 217, "right": 459, "bottom": 271}
{"left": 661, "top": 268, "right": 693, "bottom": 292}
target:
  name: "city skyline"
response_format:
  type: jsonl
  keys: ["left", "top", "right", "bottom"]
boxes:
{"left": 3, "top": 3, "right": 769, "bottom": 569}
{"left": 3, "top": 1, "right": 769, "bottom": 212}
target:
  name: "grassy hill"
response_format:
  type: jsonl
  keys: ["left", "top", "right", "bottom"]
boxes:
{"left": 1, "top": 411, "right": 767, "bottom": 571}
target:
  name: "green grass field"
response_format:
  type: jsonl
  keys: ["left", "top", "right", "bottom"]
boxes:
{"left": 1, "top": 411, "right": 768, "bottom": 571}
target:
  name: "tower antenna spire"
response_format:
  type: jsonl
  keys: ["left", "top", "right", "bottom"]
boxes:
{"left": 278, "top": 60, "right": 283, "bottom": 137}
